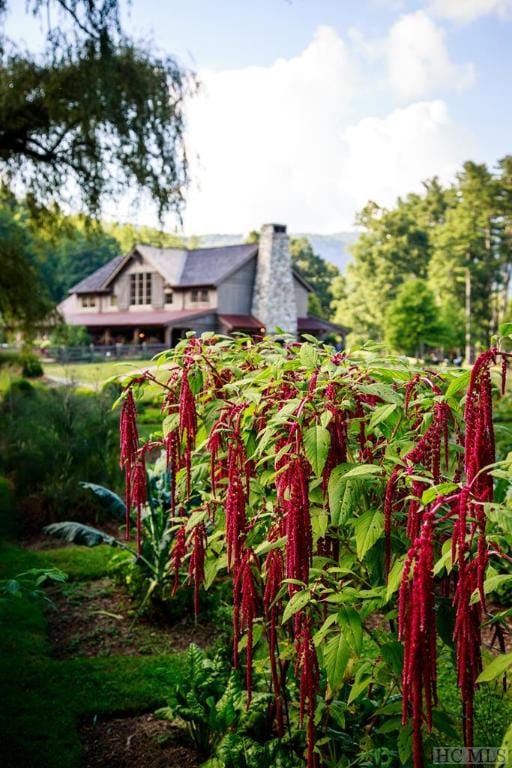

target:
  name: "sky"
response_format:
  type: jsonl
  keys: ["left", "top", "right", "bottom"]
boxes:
{"left": 4, "top": 0, "right": 512, "bottom": 234}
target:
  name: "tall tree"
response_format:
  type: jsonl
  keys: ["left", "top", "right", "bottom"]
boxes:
{"left": 384, "top": 278, "right": 443, "bottom": 357}
{"left": 333, "top": 198, "right": 433, "bottom": 341}
{"left": 0, "top": 0, "right": 194, "bottom": 329}
{"left": 290, "top": 236, "right": 340, "bottom": 319}
{"left": 428, "top": 162, "right": 501, "bottom": 353}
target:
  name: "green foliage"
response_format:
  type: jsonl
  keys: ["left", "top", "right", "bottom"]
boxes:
{"left": 0, "top": 381, "right": 120, "bottom": 532}
{"left": 334, "top": 164, "right": 512, "bottom": 350}
{"left": 20, "top": 353, "right": 43, "bottom": 378}
{"left": 160, "top": 644, "right": 241, "bottom": 754}
{"left": 384, "top": 278, "right": 443, "bottom": 356}
{"left": 0, "top": 1, "right": 193, "bottom": 219}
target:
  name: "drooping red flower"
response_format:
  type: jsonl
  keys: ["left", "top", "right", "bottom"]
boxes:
{"left": 188, "top": 522, "right": 207, "bottom": 616}
{"left": 170, "top": 523, "right": 187, "bottom": 595}
{"left": 295, "top": 612, "right": 320, "bottom": 768}
{"left": 120, "top": 388, "right": 139, "bottom": 540}
{"left": 179, "top": 365, "right": 198, "bottom": 499}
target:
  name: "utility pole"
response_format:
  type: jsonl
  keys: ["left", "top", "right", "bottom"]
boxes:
{"left": 465, "top": 266, "right": 473, "bottom": 365}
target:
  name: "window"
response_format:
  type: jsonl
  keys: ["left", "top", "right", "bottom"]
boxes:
{"left": 81, "top": 295, "right": 96, "bottom": 308}
{"left": 110, "top": 294, "right": 117, "bottom": 306}
{"left": 130, "top": 273, "right": 152, "bottom": 305}
{"left": 191, "top": 288, "right": 209, "bottom": 303}
{"left": 164, "top": 288, "right": 173, "bottom": 304}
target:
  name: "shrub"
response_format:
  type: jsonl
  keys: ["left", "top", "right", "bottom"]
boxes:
{"left": 0, "top": 383, "right": 121, "bottom": 533}
{"left": 20, "top": 353, "right": 43, "bottom": 378}
{"left": 118, "top": 334, "right": 512, "bottom": 768}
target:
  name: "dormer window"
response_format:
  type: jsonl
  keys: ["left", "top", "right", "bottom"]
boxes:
{"left": 191, "top": 288, "right": 209, "bottom": 303}
{"left": 81, "top": 295, "right": 96, "bottom": 308}
{"left": 164, "top": 287, "right": 173, "bottom": 304}
{"left": 130, "top": 273, "right": 152, "bottom": 305}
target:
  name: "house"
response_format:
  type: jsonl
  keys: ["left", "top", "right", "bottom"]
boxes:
{"left": 59, "top": 223, "right": 347, "bottom": 346}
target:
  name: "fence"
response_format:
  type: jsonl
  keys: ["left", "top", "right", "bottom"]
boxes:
{"left": 45, "top": 343, "right": 168, "bottom": 363}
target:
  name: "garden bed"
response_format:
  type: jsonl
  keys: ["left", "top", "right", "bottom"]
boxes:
{"left": 46, "top": 577, "right": 220, "bottom": 658}
{"left": 80, "top": 714, "right": 200, "bottom": 768}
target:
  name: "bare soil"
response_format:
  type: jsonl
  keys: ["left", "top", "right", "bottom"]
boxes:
{"left": 80, "top": 714, "right": 201, "bottom": 768}
{"left": 46, "top": 578, "right": 220, "bottom": 658}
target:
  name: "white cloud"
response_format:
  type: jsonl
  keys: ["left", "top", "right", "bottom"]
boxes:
{"left": 342, "top": 100, "right": 472, "bottom": 212}
{"left": 429, "top": 0, "right": 512, "bottom": 22}
{"left": 180, "top": 26, "right": 474, "bottom": 234}
{"left": 385, "top": 11, "right": 475, "bottom": 99}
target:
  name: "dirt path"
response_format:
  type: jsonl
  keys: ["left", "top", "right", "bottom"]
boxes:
{"left": 46, "top": 577, "right": 221, "bottom": 658}
{"left": 80, "top": 714, "right": 201, "bottom": 768}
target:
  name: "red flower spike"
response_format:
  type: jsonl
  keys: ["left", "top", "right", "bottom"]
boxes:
{"left": 295, "top": 613, "right": 320, "bottom": 768}
{"left": 170, "top": 524, "right": 187, "bottom": 595}
{"left": 179, "top": 366, "right": 198, "bottom": 499}
{"left": 187, "top": 523, "right": 206, "bottom": 616}
{"left": 120, "top": 388, "right": 139, "bottom": 540}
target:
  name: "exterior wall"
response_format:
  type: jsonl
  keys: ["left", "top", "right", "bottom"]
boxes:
{"left": 217, "top": 257, "right": 256, "bottom": 314}
{"left": 294, "top": 276, "right": 309, "bottom": 317}
{"left": 181, "top": 287, "right": 217, "bottom": 310}
{"left": 251, "top": 224, "right": 297, "bottom": 335}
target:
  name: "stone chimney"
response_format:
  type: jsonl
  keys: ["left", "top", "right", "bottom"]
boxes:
{"left": 251, "top": 223, "right": 297, "bottom": 335}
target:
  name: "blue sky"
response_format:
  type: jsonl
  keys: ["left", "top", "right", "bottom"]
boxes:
{"left": 4, "top": 0, "right": 512, "bottom": 233}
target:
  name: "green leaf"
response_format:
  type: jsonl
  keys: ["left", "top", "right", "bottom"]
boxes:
{"left": 343, "top": 464, "right": 381, "bottom": 479}
{"left": 386, "top": 556, "right": 405, "bottom": 601}
{"left": 255, "top": 536, "right": 287, "bottom": 556}
{"left": 299, "top": 344, "right": 319, "bottom": 369}
{"left": 476, "top": 652, "right": 512, "bottom": 683}
{"left": 499, "top": 322, "right": 512, "bottom": 337}
{"left": 303, "top": 425, "right": 331, "bottom": 477}
{"left": 470, "top": 574, "right": 512, "bottom": 604}
{"left": 368, "top": 403, "right": 397, "bottom": 431}
{"left": 282, "top": 589, "right": 311, "bottom": 624}
{"left": 398, "top": 723, "right": 413, "bottom": 765}
{"left": 421, "top": 482, "right": 458, "bottom": 506}
{"left": 354, "top": 509, "right": 384, "bottom": 559}
{"left": 337, "top": 606, "right": 363, "bottom": 654}
{"left": 445, "top": 369, "right": 471, "bottom": 399}
{"left": 328, "top": 464, "right": 357, "bottom": 527}
{"left": 324, "top": 631, "right": 350, "bottom": 691}
{"left": 347, "top": 675, "right": 372, "bottom": 704}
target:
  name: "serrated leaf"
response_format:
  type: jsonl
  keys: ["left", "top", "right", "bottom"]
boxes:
{"left": 337, "top": 606, "right": 363, "bottom": 654}
{"left": 282, "top": 589, "right": 311, "bottom": 624}
{"left": 324, "top": 631, "right": 350, "bottom": 691}
{"left": 354, "top": 509, "right": 384, "bottom": 559}
{"left": 303, "top": 425, "right": 331, "bottom": 477}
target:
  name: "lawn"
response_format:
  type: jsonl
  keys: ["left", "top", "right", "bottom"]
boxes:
{"left": 43, "top": 358, "right": 159, "bottom": 386}
{"left": 0, "top": 541, "right": 185, "bottom": 768}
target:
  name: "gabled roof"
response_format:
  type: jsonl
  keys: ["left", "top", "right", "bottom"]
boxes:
{"left": 179, "top": 243, "right": 258, "bottom": 287}
{"left": 70, "top": 255, "right": 125, "bottom": 294}
{"left": 68, "top": 243, "right": 259, "bottom": 294}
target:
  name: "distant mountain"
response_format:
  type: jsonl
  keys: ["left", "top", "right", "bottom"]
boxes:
{"left": 193, "top": 232, "right": 358, "bottom": 273}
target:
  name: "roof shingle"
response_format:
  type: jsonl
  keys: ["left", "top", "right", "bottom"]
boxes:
{"left": 69, "top": 243, "right": 259, "bottom": 294}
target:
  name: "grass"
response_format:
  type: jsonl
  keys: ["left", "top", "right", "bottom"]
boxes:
{"left": 0, "top": 539, "right": 183, "bottom": 768}
{"left": 43, "top": 358, "right": 158, "bottom": 386}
